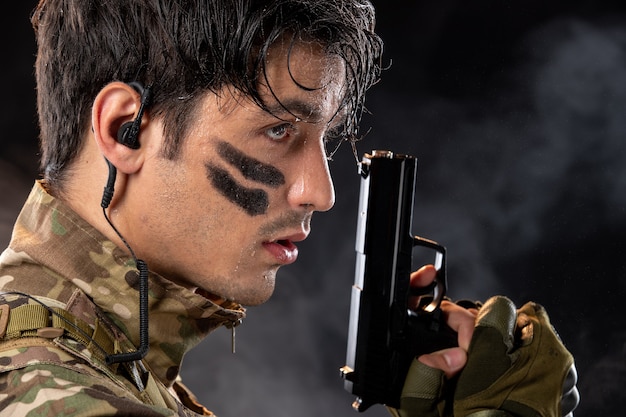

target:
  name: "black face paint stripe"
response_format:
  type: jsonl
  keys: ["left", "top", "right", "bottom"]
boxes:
{"left": 217, "top": 142, "right": 285, "bottom": 188}
{"left": 206, "top": 164, "right": 269, "bottom": 216}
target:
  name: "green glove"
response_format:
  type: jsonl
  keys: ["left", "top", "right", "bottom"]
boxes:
{"left": 389, "top": 296, "right": 579, "bottom": 417}
{"left": 386, "top": 358, "right": 450, "bottom": 417}
{"left": 454, "top": 296, "right": 579, "bottom": 417}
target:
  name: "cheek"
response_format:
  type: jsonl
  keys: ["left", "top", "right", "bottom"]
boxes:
{"left": 146, "top": 159, "right": 207, "bottom": 229}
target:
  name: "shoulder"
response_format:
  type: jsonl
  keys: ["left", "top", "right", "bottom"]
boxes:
{"left": 0, "top": 341, "right": 176, "bottom": 417}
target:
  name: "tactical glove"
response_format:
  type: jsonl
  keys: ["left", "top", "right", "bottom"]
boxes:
{"left": 389, "top": 296, "right": 580, "bottom": 417}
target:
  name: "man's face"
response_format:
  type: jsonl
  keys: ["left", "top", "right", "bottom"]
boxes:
{"left": 132, "top": 40, "right": 344, "bottom": 305}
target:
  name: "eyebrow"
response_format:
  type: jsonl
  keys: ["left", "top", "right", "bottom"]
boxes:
{"left": 263, "top": 99, "right": 325, "bottom": 123}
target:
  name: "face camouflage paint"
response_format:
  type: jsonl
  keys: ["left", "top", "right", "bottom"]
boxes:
{"left": 204, "top": 142, "right": 287, "bottom": 215}
{"left": 205, "top": 164, "right": 270, "bottom": 216}
{"left": 217, "top": 142, "right": 285, "bottom": 188}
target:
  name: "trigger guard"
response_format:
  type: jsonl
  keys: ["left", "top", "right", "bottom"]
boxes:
{"left": 412, "top": 235, "right": 447, "bottom": 313}
{"left": 421, "top": 278, "right": 445, "bottom": 313}
{"left": 409, "top": 278, "right": 445, "bottom": 313}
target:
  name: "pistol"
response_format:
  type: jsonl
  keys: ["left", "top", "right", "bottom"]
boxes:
{"left": 340, "top": 150, "right": 457, "bottom": 412}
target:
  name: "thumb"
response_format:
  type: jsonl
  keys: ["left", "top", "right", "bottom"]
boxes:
{"left": 418, "top": 347, "right": 467, "bottom": 379}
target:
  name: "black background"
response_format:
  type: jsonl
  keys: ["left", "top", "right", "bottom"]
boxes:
{"left": 1, "top": 2, "right": 625, "bottom": 416}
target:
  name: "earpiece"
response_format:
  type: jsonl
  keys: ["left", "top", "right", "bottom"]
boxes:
{"left": 100, "top": 81, "right": 153, "bottom": 365}
{"left": 116, "top": 81, "right": 153, "bottom": 149}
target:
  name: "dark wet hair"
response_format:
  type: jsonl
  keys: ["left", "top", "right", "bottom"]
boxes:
{"left": 31, "top": 0, "right": 384, "bottom": 191}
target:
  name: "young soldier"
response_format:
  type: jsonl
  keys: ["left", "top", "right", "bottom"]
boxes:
{"left": 0, "top": 1, "right": 578, "bottom": 416}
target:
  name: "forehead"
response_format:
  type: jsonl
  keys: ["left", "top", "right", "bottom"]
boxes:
{"left": 258, "top": 38, "right": 347, "bottom": 123}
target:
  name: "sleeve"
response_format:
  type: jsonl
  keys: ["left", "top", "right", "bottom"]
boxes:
{"left": 0, "top": 363, "right": 177, "bottom": 417}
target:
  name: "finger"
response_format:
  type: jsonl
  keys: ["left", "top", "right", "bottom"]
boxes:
{"left": 409, "top": 264, "right": 436, "bottom": 288}
{"left": 440, "top": 300, "right": 477, "bottom": 351}
{"left": 415, "top": 302, "right": 477, "bottom": 379}
{"left": 418, "top": 347, "right": 467, "bottom": 379}
{"left": 409, "top": 265, "right": 437, "bottom": 310}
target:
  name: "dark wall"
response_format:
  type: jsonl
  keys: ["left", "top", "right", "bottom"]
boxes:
{"left": 1, "top": 2, "right": 624, "bottom": 416}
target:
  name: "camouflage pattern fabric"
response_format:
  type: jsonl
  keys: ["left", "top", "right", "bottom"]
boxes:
{"left": 0, "top": 181, "right": 246, "bottom": 416}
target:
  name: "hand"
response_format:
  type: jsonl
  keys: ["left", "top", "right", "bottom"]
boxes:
{"left": 390, "top": 287, "right": 580, "bottom": 417}
{"left": 409, "top": 265, "right": 477, "bottom": 378}
{"left": 453, "top": 296, "right": 580, "bottom": 417}
{"left": 387, "top": 265, "right": 477, "bottom": 417}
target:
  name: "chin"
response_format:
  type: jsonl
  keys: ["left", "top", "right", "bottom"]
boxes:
{"left": 237, "top": 286, "right": 276, "bottom": 306}
{"left": 235, "top": 273, "right": 277, "bottom": 306}
{"left": 215, "top": 271, "right": 276, "bottom": 307}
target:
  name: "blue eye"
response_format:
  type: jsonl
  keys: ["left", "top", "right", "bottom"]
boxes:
{"left": 266, "top": 123, "right": 293, "bottom": 141}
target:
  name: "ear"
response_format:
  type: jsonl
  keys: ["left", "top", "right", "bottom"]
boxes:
{"left": 91, "top": 82, "right": 152, "bottom": 174}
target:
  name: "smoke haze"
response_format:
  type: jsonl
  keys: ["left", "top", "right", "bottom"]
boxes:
{"left": 1, "top": 2, "right": 625, "bottom": 416}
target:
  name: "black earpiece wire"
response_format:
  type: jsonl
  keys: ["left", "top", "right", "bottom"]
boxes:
{"left": 101, "top": 160, "right": 150, "bottom": 364}
{"left": 100, "top": 82, "right": 152, "bottom": 365}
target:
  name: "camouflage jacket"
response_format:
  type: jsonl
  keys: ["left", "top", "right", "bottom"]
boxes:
{"left": 0, "top": 181, "right": 246, "bottom": 416}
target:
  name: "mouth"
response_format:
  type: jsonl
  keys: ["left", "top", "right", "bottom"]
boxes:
{"left": 262, "top": 232, "right": 308, "bottom": 265}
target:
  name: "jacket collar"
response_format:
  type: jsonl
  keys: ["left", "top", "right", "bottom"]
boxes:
{"left": 5, "top": 181, "right": 246, "bottom": 387}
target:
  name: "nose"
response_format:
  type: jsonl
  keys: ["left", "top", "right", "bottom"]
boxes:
{"left": 287, "top": 139, "right": 335, "bottom": 212}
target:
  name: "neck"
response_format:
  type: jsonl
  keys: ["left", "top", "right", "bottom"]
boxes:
{"left": 62, "top": 153, "right": 134, "bottom": 258}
